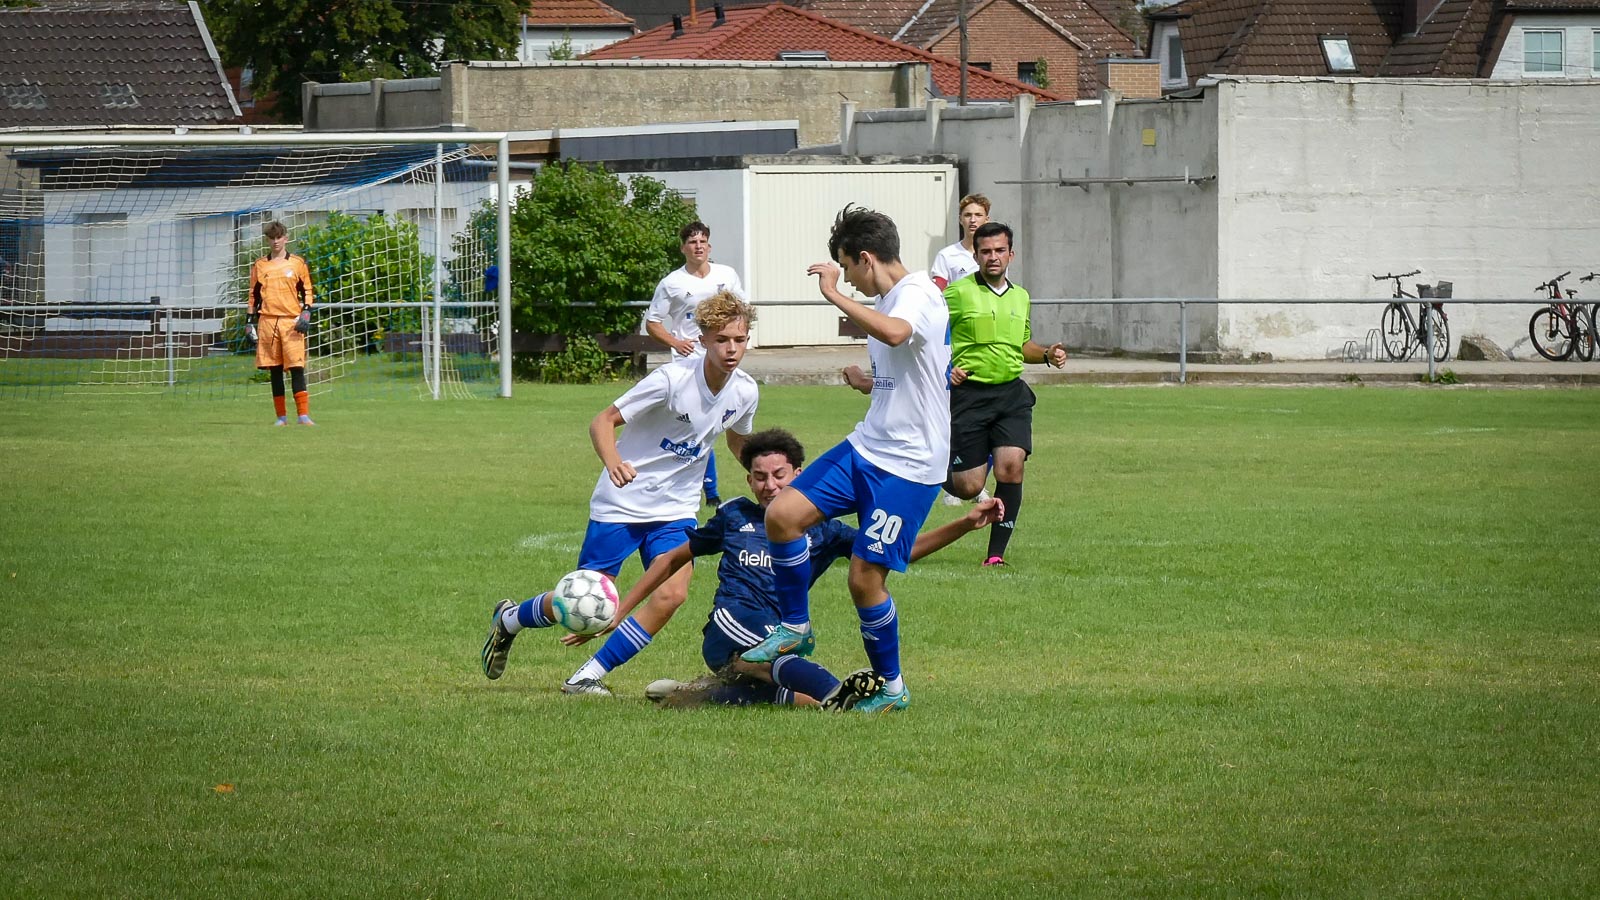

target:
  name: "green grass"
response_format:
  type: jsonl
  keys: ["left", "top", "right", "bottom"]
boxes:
{"left": 2, "top": 385, "right": 1597, "bottom": 897}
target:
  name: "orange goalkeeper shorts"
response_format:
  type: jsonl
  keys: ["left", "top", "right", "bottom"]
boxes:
{"left": 255, "top": 314, "right": 307, "bottom": 370}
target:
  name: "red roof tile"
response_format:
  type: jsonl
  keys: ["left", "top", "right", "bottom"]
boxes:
{"left": 523, "top": 0, "right": 636, "bottom": 27}
{"left": 584, "top": 2, "right": 1067, "bottom": 100}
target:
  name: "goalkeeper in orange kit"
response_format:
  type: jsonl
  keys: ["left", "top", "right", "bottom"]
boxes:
{"left": 246, "top": 220, "right": 316, "bottom": 425}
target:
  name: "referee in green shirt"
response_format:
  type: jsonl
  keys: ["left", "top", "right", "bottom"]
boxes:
{"left": 944, "top": 222, "right": 1066, "bottom": 567}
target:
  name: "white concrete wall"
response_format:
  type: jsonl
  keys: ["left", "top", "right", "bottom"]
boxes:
{"left": 1215, "top": 77, "right": 1600, "bottom": 359}
{"left": 1488, "top": 17, "right": 1600, "bottom": 79}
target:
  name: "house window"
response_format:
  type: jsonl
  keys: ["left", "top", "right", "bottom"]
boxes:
{"left": 777, "top": 50, "right": 829, "bottom": 61}
{"left": 1163, "top": 35, "right": 1181, "bottom": 81}
{"left": 1018, "top": 61, "right": 1039, "bottom": 85}
{"left": 1523, "top": 30, "right": 1564, "bottom": 74}
{"left": 970, "top": 61, "right": 992, "bottom": 71}
{"left": 1320, "top": 37, "right": 1358, "bottom": 74}
{"left": 2, "top": 81, "right": 47, "bottom": 110}
{"left": 1593, "top": 30, "right": 1599, "bottom": 73}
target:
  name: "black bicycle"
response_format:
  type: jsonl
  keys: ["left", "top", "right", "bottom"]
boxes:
{"left": 1577, "top": 273, "right": 1600, "bottom": 362}
{"left": 1528, "top": 272, "right": 1585, "bottom": 362}
{"left": 1374, "top": 270, "right": 1450, "bottom": 363}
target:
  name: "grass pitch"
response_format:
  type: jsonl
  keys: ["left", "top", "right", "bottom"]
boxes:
{"left": 1, "top": 384, "right": 1597, "bottom": 897}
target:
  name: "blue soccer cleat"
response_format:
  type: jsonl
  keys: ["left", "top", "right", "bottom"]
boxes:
{"left": 854, "top": 683, "right": 910, "bottom": 714}
{"left": 297, "top": 414, "right": 316, "bottom": 426}
{"left": 739, "top": 624, "right": 814, "bottom": 663}
{"left": 274, "top": 416, "right": 288, "bottom": 427}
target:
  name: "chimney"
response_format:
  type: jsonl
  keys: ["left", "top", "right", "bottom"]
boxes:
{"left": 688, "top": 1, "right": 698, "bottom": 27}
{"left": 714, "top": 3, "right": 725, "bottom": 26}
{"left": 671, "top": 14, "right": 684, "bottom": 37}
{"left": 1401, "top": 0, "right": 1433, "bottom": 37}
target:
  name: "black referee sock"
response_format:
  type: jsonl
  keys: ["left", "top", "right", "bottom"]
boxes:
{"left": 988, "top": 481, "right": 1023, "bottom": 560}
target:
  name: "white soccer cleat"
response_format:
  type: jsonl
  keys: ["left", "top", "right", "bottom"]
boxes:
{"left": 645, "top": 678, "right": 686, "bottom": 702}
{"left": 941, "top": 490, "right": 962, "bottom": 507}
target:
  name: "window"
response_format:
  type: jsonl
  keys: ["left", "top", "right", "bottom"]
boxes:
{"left": 1017, "top": 61, "right": 1039, "bottom": 85}
{"left": 1524, "top": 29, "right": 1564, "bottom": 74}
{"left": 1593, "top": 29, "right": 1599, "bottom": 73}
{"left": 1165, "top": 33, "right": 1184, "bottom": 81}
{"left": 238, "top": 67, "right": 255, "bottom": 107}
{"left": 1320, "top": 36, "right": 1358, "bottom": 74}
{"left": 776, "top": 50, "right": 828, "bottom": 61}
{"left": 970, "top": 61, "right": 992, "bottom": 71}
{"left": 97, "top": 83, "right": 140, "bottom": 109}
{"left": 2, "top": 81, "right": 47, "bottom": 110}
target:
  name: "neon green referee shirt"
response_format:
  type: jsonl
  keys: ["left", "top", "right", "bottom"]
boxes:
{"left": 944, "top": 273, "right": 1031, "bottom": 384}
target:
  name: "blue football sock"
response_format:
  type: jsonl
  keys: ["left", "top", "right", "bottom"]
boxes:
{"left": 769, "top": 536, "right": 812, "bottom": 629}
{"left": 511, "top": 591, "right": 554, "bottom": 632}
{"left": 856, "top": 596, "right": 901, "bottom": 682}
{"left": 708, "top": 682, "right": 779, "bottom": 705}
{"left": 771, "top": 654, "right": 840, "bottom": 702}
{"left": 592, "top": 616, "right": 653, "bottom": 673}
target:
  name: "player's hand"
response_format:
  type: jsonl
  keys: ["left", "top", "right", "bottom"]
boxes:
{"left": 1046, "top": 343, "right": 1067, "bottom": 368}
{"left": 807, "top": 262, "right": 842, "bottom": 295}
{"left": 675, "top": 338, "right": 697, "bottom": 356}
{"left": 606, "top": 461, "right": 637, "bottom": 488}
{"left": 245, "top": 321, "right": 258, "bottom": 343}
{"left": 560, "top": 632, "right": 594, "bottom": 647}
{"left": 841, "top": 364, "right": 872, "bottom": 394}
{"left": 969, "top": 496, "right": 1005, "bottom": 527}
{"left": 293, "top": 310, "right": 312, "bottom": 334}
{"left": 949, "top": 366, "right": 969, "bottom": 386}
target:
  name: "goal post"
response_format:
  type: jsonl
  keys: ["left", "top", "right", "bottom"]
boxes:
{"left": 0, "top": 131, "right": 514, "bottom": 400}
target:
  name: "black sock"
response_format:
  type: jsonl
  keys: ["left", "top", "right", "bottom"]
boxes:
{"left": 988, "top": 481, "right": 1023, "bottom": 560}
{"left": 289, "top": 367, "right": 307, "bottom": 394}
{"left": 269, "top": 366, "right": 285, "bottom": 398}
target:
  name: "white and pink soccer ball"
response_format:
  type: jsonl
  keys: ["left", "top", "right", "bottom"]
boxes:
{"left": 550, "top": 569, "right": 619, "bottom": 636}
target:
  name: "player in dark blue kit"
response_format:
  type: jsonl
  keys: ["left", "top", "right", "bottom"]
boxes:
{"left": 581, "top": 428, "right": 1001, "bottom": 707}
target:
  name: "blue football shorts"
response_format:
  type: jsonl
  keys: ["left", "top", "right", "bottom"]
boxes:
{"left": 788, "top": 439, "right": 939, "bottom": 573}
{"left": 577, "top": 518, "right": 694, "bottom": 577}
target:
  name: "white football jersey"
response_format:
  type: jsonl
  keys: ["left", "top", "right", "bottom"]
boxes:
{"left": 646, "top": 263, "right": 744, "bottom": 359}
{"left": 846, "top": 271, "right": 951, "bottom": 485}
{"left": 589, "top": 359, "right": 759, "bottom": 523}
{"left": 930, "top": 241, "right": 977, "bottom": 287}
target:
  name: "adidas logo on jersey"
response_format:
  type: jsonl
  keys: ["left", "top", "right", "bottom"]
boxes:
{"left": 675, "top": 413, "right": 691, "bottom": 423}
{"left": 867, "top": 541, "right": 885, "bottom": 554}
{"left": 738, "top": 523, "right": 756, "bottom": 532}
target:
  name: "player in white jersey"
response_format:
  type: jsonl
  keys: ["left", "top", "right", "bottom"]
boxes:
{"left": 740, "top": 204, "right": 951, "bottom": 714}
{"left": 929, "top": 193, "right": 991, "bottom": 291}
{"left": 645, "top": 221, "right": 744, "bottom": 504}
{"left": 480, "top": 291, "right": 760, "bottom": 696}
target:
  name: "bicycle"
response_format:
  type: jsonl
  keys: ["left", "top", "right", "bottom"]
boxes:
{"left": 1373, "top": 270, "right": 1450, "bottom": 363}
{"left": 1528, "top": 272, "right": 1586, "bottom": 362}
{"left": 1577, "top": 273, "right": 1600, "bottom": 362}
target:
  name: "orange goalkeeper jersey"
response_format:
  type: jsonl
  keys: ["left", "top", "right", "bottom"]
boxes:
{"left": 250, "top": 253, "right": 314, "bottom": 318}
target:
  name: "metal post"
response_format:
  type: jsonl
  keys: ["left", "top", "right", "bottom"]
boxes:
{"left": 431, "top": 143, "right": 444, "bottom": 400}
{"left": 497, "top": 137, "right": 512, "bottom": 399}
{"left": 161, "top": 298, "right": 174, "bottom": 388}
{"left": 958, "top": 0, "right": 968, "bottom": 106}
{"left": 1424, "top": 309, "right": 1435, "bottom": 383}
{"left": 1179, "top": 301, "right": 1187, "bottom": 384}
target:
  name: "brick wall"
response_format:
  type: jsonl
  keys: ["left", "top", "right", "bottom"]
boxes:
{"left": 927, "top": 2, "right": 1081, "bottom": 98}
{"left": 1097, "top": 59, "right": 1161, "bottom": 99}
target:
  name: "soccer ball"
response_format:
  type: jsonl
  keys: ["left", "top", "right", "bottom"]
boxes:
{"left": 550, "top": 569, "right": 619, "bottom": 636}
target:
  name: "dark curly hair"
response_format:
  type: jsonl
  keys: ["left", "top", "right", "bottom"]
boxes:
{"left": 739, "top": 428, "right": 805, "bottom": 471}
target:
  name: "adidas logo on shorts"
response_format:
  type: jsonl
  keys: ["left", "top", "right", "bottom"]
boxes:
{"left": 867, "top": 541, "right": 885, "bottom": 554}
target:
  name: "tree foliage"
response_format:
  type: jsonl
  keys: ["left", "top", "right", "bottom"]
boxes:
{"left": 460, "top": 162, "right": 695, "bottom": 381}
{"left": 300, "top": 212, "right": 431, "bottom": 352}
{"left": 199, "top": 0, "right": 521, "bottom": 123}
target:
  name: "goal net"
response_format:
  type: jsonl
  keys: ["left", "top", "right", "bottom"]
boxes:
{"left": 0, "top": 135, "right": 507, "bottom": 399}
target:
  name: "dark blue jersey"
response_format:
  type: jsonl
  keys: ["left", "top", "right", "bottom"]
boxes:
{"left": 685, "top": 497, "right": 856, "bottom": 617}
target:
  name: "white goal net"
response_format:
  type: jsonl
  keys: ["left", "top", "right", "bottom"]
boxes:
{"left": 0, "top": 134, "right": 511, "bottom": 399}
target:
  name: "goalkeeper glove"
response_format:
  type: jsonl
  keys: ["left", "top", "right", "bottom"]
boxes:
{"left": 245, "top": 314, "right": 258, "bottom": 343}
{"left": 293, "top": 309, "right": 312, "bottom": 334}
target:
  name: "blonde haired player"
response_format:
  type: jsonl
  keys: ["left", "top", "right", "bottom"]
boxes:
{"left": 247, "top": 220, "right": 316, "bottom": 425}
{"left": 482, "top": 290, "right": 761, "bottom": 696}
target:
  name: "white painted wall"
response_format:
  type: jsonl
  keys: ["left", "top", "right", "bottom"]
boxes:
{"left": 1214, "top": 77, "right": 1600, "bottom": 359}
{"left": 1488, "top": 16, "right": 1600, "bottom": 79}
{"left": 519, "top": 27, "right": 633, "bottom": 62}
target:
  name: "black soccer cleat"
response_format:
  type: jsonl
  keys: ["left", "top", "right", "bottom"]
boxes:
{"left": 481, "top": 599, "right": 517, "bottom": 680}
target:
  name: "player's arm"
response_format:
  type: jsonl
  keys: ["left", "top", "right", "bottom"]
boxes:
{"left": 616, "top": 542, "right": 693, "bottom": 623}
{"left": 589, "top": 405, "right": 635, "bottom": 487}
{"left": 910, "top": 498, "right": 1004, "bottom": 562}
{"left": 646, "top": 319, "right": 694, "bottom": 356}
{"left": 841, "top": 364, "right": 872, "bottom": 394}
{"left": 1023, "top": 339, "right": 1066, "bottom": 368}
{"left": 807, "top": 262, "right": 913, "bottom": 346}
{"left": 724, "top": 428, "right": 748, "bottom": 465}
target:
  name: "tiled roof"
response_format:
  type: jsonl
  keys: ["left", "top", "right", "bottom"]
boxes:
{"left": 0, "top": 0, "right": 239, "bottom": 128}
{"left": 1378, "top": 0, "right": 1487, "bottom": 76}
{"left": 1152, "top": 0, "right": 1402, "bottom": 79}
{"left": 601, "top": 0, "right": 801, "bottom": 31}
{"left": 523, "top": 0, "right": 636, "bottom": 27}
{"left": 796, "top": 0, "right": 935, "bottom": 38}
{"left": 583, "top": 3, "right": 1067, "bottom": 101}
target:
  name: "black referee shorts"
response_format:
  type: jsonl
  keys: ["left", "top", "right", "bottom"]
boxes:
{"left": 949, "top": 377, "right": 1035, "bottom": 472}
